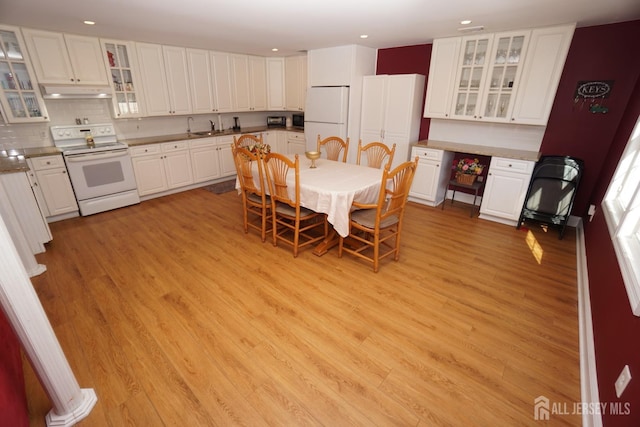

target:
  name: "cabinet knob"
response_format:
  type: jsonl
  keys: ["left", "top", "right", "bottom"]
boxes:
{"left": 62, "top": 170, "right": 66, "bottom": 174}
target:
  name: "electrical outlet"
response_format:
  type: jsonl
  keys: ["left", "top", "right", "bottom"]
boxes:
{"left": 615, "top": 365, "right": 632, "bottom": 398}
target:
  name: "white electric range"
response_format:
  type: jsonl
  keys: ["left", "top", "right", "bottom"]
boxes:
{"left": 51, "top": 123, "right": 140, "bottom": 216}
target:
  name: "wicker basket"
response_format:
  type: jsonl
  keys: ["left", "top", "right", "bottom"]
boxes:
{"left": 456, "top": 173, "right": 477, "bottom": 185}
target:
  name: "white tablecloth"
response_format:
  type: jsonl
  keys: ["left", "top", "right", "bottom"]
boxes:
{"left": 238, "top": 156, "right": 383, "bottom": 237}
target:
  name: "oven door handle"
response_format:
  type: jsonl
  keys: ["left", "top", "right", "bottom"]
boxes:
{"left": 65, "top": 150, "right": 129, "bottom": 162}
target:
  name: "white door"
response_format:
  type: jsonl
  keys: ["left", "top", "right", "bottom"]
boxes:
{"left": 304, "top": 122, "right": 347, "bottom": 152}
{"left": 304, "top": 86, "right": 349, "bottom": 124}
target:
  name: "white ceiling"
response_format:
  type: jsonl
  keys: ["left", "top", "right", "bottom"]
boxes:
{"left": 1, "top": 0, "right": 639, "bottom": 56}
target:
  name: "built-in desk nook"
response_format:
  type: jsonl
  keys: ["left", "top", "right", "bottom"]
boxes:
{"left": 408, "top": 139, "right": 541, "bottom": 226}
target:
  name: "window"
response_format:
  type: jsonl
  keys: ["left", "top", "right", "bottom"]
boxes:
{"left": 602, "top": 114, "right": 640, "bottom": 316}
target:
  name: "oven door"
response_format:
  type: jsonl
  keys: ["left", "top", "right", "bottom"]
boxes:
{"left": 64, "top": 149, "right": 137, "bottom": 201}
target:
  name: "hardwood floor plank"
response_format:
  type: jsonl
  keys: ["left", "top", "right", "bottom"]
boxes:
{"left": 24, "top": 189, "right": 580, "bottom": 426}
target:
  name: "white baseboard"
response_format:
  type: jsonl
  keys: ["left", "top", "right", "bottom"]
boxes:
{"left": 576, "top": 219, "right": 602, "bottom": 427}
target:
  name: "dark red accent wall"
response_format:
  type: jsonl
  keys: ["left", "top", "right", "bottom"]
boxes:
{"left": 0, "top": 309, "right": 28, "bottom": 427}
{"left": 378, "top": 20, "right": 640, "bottom": 426}
{"left": 539, "top": 20, "right": 640, "bottom": 216}
{"left": 584, "top": 61, "right": 640, "bottom": 427}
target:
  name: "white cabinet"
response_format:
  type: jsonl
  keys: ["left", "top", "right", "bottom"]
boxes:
{"left": 424, "top": 24, "right": 574, "bottom": 126}
{"left": 510, "top": 24, "right": 575, "bottom": 125}
{"left": 210, "top": 51, "right": 234, "bottom": 113}
{"left": 408, "top": 146, "right": 454, "bottom": 207}
{"left": 162, "top": 141, "right": 193, "bottom": 188}
{"left": 479, "top": 156, "right": 534, "bottom": 225}
{"left": 27, "top": 154, "right": 79, "bottom": 217}
{"left": 187, "top": 49, "right": 236, "bottom": 114}
{"left": 0, "top": 26, "right": 49, "bottom": 123}
{"left": 130, "top": 145, "right": 167, "bottom": 196}
{"left": 360, "top": 74, "right": 425, "bottom": 169}
{"left": 264, "top": 130, "right": 286, "bottom": 154}
{"left": 190, "top": 138, "right": 220, "bottom": 182}
{"left": 266, "top": 57, "right": 285, "bottom": 111}
{"left": 187, "top": 48, "right": 216, "bottom": 114}
{"left": 308, "top": 45, "right": 376, "bottom": 87}
{"left": 22, "top": 29, "right": 108, "bottom": 85}
{"left": 189, "top": 136, "right": 236, "bottom": 182}
{"left": 286, "top": 132, "right": 306, "bottom": 155}
{"left": 231, "top": 54, "right": 267, "bottom": 112}
{"left": 423, "top": 37, "right": 461, "bottom": 119}
{"left": 249, "top": 55, "right": 267, "bottom": 111}
{"left": 163, "top": 46, "right": 192, "bottom": 115}
{"left": 130, "top": 142, "right": 193, "bottom": 196}
{"left": 230, "top": 54, "right": 251, "bottom": 111}
{"left": 136, "top": 42, "right": 191, "bottom": 116}
{"left": 101, "top": 39, "right": 144, "bottom": 118}
{"left": 285, "top": 55, "right": 307, "bottom": 111}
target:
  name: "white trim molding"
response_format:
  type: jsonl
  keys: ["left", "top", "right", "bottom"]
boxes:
{"left": 0, "top": 212, "right": 97, "bottom": 426}
{"left": 576, "top": 220, "right": 603, "bottom": 427}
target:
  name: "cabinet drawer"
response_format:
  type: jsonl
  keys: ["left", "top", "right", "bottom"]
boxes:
{"left": 489, "top": 157, "right": 534, "bottom": 174}
{"left": 30, "top": 155, "right": 65, "bottom": 170}
{"left": 130, "top": 144, "right": 161, "bottom": 157}
{"left": 161, "top": 141, "right": 189, "bottom": 152}
{"left": 411, "top": 146, "right": 444, "bottom": 161}
{"left": 189, "top": 137, "right": 216, "bottom": 149}
{"left": 287, "top": 132, "right": 305, "bottom": 141}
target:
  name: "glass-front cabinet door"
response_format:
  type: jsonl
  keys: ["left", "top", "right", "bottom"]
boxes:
{"left": 480, "top": 31, "right": 530, "bottom": 122}
{"left": 101, "top": 39, "right": 144, "bottom": 118}
{"left": 450, "top": 35, "right": 493, "bottom": 120}
{"left": 0, "top": 26, "right": 48, "bottom": 123}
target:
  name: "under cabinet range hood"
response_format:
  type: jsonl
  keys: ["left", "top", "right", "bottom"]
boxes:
{"left": 40, "top": 84, "right": 112, "bottom": 99}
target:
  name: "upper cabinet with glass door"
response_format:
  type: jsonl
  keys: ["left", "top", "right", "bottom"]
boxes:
{"left": 479, "top": 31, "right": 530, "bottom": 122}
{"left": 0, "top": 25, "right": 48, "bottom": 123}
{"left": 101, "top": 39, "right": 144, "bottom": 118}
{"left": 450, "top": 35, "right": 493, "bottom": 120}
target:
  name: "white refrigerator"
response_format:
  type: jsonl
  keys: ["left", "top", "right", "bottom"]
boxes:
{"left": 304, "top": 86, "right": 349, "bottom": 152}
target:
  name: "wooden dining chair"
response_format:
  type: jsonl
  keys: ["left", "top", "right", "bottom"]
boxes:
{"left": 263, "top": 152, "right": 328, "bottom": 257}
{"left": 317, "top": 135, "right": 349, "bottom": 162}
{"left": 232, "top": 145, "right": 271, "bottom": 242}
{"left": 234, "top": 133, "right": 263, "bottom": 149}
{"left": 338, "top": 157, "right": 419, "bottom": 272}
{"left": 356, "top": 140, "right": 396, "bottom": 169}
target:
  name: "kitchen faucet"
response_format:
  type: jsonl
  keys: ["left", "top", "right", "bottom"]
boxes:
{"left": 187, "top": 116, "right": 194, "bottom": 134}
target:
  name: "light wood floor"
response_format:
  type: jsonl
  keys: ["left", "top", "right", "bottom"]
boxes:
{"left": 25, "top": 188, "right": 581, "bottom": 426}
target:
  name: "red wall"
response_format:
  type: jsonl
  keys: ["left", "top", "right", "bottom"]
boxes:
{"left": 0, "top": 309, "right": 28, "bottom": 427}
{"left": 584, "top": 67, "right": 640, "bottom": 427}
{"left": 378, "top": 20, "right": 640, "bottom": 426}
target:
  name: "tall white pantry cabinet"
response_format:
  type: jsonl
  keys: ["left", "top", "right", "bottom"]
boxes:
{"left": 359, "top": 74, "right": 425, "bottom": 169}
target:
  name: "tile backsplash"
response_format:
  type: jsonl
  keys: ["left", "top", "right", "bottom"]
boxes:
{"left": 1, "top": 98, "right": 284, "bottom": 149}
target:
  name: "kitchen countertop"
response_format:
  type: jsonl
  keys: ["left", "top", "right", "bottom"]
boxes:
{"left": 1, "top": 126, "right": 303, "bottom": 173}
{"left": 0, "top": 146, "right": 61, "bottom": 174}
{"left": 122, "top": 126, "right": 303, "bottom": 147}
{"left": 413, "top": 139, "right": 541, "bottom": 162}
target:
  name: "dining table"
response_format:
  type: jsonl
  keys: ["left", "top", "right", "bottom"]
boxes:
{"left": 239, "top": 154, "right": 384, "bottom": 256}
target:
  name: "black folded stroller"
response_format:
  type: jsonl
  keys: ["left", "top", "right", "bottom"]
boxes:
{"left": 516, "top": 156, "right": 584, "bottom": 239}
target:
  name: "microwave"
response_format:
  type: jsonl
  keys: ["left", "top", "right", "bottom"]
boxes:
{"left": 292, "top": 113, "right": 304, "bottom": 129}
{"left": 267, "top": 116, "right": 286, "bottom": 128}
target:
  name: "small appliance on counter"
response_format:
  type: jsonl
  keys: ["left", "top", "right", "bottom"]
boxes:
{"left": 232, "top": 116, "right": 241, "bottom": 131}
{"left": 292, "top": 113, "right": 304, "bottom": 129}
{"left": 267, "top": 116, "right": 286, "bottom": 128}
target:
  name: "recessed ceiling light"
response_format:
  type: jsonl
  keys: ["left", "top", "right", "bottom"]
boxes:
{"left": 83, "top": 20, "right": 96, "bottom": 25}
{"left": 272, "top": 48, "right": 278, "bottom": 52}
{"left": 360, "top": 34, "right": 368, "bottom": 39}
{"left": 460, "top": 20, "right": 472, "bottom": 25}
